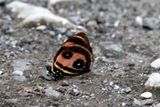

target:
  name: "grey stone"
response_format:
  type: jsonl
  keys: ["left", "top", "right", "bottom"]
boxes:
{"left": 68, "top": 16, "right": 81, "bottom": 24}
{"left": 54, "top": 27, "right": 67, "bottom": 33}
{"left": 100, "top": 42, "right": 123, "bottom": 52}
{"left": 143, "top": 17, "right": 160, "bottom": 30}
{"left": 13, "top": 75, "right": 27, "bottom": 82}
{"left": 44, "top": 87, "right": 61, "bottom": 100}
{"left": 69, "top": 88, "right": 80, "bottom": 96}
{"left": 61, "top": 80, "right": 69, "bottom": 86}
{"left": 123, "top": 87, "right": 132, "bottom": 93}
{"left": 11, "top": 59, "right": 32, "bottom": 71}
{"left": 100, "top": 42, "right": 125, "bottom": 58}
{"left": 87, "top": 20, "right": 98, "bottom": 29}
{"left": 36, "top": 25, "right": 47, "bottom": 31}
{"left": 6, "top": 98, "right": 18, "bottom": 104}
{"left": 133, "top": 98, "right": 153, "bottom": 107}
{"left": 0, "top": 70, "right": 3, "bottom": 75}
{"left": 40, "top": 71, "right": 53, "bottom": 81}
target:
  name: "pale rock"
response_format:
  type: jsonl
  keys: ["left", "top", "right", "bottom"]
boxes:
{"left": 6, "top": 98, "right": 18, "bottom": 104}
{"left": 133, "top": 98, "right": 153, "bottom": 106}
{"left": 7, "top": 1, "right": 83, "bottom": 29}
{"left": 69, "top": 88, "right": 80, "bottom": 96}
{"left": 44, "top": 87, "right": 61, "bottom": 99}
{"left": 11, "top": 40, "right": 17, "bottom": 48}
{"left": 155, "top": 103, "right": 160, "bottom": 107}
{"left": 140, "top": 92, "right": 152, "bottom": 99}
{"left": 143, "top": 17, "right": 160, "bottom": 30}
{"left": 12, "top": 70, "right": 23, "bottom": 76}
{"left": 11, "top": 59, "right": 32, "bottom": 71}
{"left": 109, "top": 81, "right": 114, "bottom": 85}
{"left": 123, "top": 87, "right": 132, "bottom": 93}
{"left": 40, "top": 70, "right": 53, "bottom": 81}
{"left": 135, "top": 16, "right": 143, "bottom": 26}
{"left": 13, "top": 75, "right": 27, "bottom": 82}
{"left": 87, "top": 20, "right": 98, "bottom": 29}
{"left": 68, "top": 16, "right": 81, "bottom": 24}
{"left": 145, "top": 73, "right": 160, "bottom": 88}
{"left": 0, "top": 70, "right": 3, "bottom": 75}
{"left": 36, "top": 25, "right": 47, "bottom": 31}
{"left": 100, "top": 42, "right": 123, "bottom": 53}
{"left": 61, "top": 80, "right": 69, "bottom": 86}
{"left": 135, "top": 16, "right": 160, "bottom": 30}
{"left": 150, "top": 58, "right": 160, "bottom": 69}
{"left": 114, "top": 20, "right": 120, "bottom": 27}
{"left": 54, "top": 27, "right": 67, "bottom": 33}
{"left": 113, "top": 84, "right": 120, "bottom": 90}
{"left": 121, "top": 102, "right": 126, "bottom": 106}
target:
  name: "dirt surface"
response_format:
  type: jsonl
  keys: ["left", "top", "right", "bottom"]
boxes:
{"left": 1, "top": 0, "right": 160, "bottom": 107}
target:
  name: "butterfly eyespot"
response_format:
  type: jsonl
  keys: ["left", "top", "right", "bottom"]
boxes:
{"left": 47, "top": 32, "right": 93, "bottom": 80}
{"left": 73, "top": 59, "right": 85, "bottom": 69}
{"left": 62, "top": 50, "right": 73, "bottom": 59}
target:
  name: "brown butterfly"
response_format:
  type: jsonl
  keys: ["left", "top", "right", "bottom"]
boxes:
{"left": 46, "top": 32, "right": 93, "bottom": 80}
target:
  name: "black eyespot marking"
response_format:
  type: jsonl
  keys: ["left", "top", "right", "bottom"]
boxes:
{"left": 62, "top": 50, "right": 73, "bottom": 59}
{"left": 73, "top": 59, "right": 85, "bottom": 69}
{"left": 46, "top": 32, "right": 93, "bottom": 80}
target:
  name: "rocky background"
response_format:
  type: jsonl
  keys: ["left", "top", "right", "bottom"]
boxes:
{"left": 0, "top": 0, "right": 160, "bottom": 107}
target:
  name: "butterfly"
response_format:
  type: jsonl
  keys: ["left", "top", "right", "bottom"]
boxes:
{"left": 46, "top": 32, "right": 93, "bottom": 80}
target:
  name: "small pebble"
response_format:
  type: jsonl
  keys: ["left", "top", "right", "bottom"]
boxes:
{"left": 57, "top": 34, "right": 67, "bottom": 42}
{"left": 1, "top": 25, "right": 15, "bottom": 34}
{"left": 135, "top": 16, "right": 143, "bottom": 26}
{"left": 83, "top": 102, "right": 89, "bottom": 107}
{"left": 145, "top": 73, "right": 160, "bottom": 88}
{"left": 135, "top": 16, "right": 160, "bottom": 30}
{"left": 11, "top": 59, "right": 32, "bottom": 71}
{"left": 44, "top": 87, "right": 61, "bottom": 100}
{"left": 69, "top": 88, "right": 80, "bottom": 96}
{"left": 13, "top": 75, "right": 27, "bottom": 82}
{"left": 140, "top": 92, "right": 152, "bottom": 99}
{"left": 143, "top": 17, "right": 160, "bottom": 30}
{"left": 12, "top": 70, "right": 23, "bottom": 76}
{"left": 113, "top": 84, "right": 120, "bottom": 90}
{"left": 48, "top": 31, "right": 55, "bottom": 36}
{"left": 87, "top": 20, "right": 98, "bottom": 29}
{"left": 68, "top": 16, "right": 81, "bottom": 24}
{"left": 61, "top": 80, "right": 69, "bottom": 86}
{"left": 54, "top": 27, "right": 67, "bottom": 33}
{"left": 100, "top": 42, "right": 124, "bottom": 58}
{"left": 133, "top": 98, "right": 153, "bottom": 107}
{"left": 0, "top": 70, "right": 3, "bottom": 75}
{"left": 150, "top": 58, "right": 160, "bottom": 69}
{"left": 121, "top": 102, "right": 126, "bottom": 106}
{"left": 40, "top": 71, "right": 53, "bottom": 81}
{"left": 6, "top": 98, "right": 18, "bottom": 104}
{"left": 155, "top": 103, "right": 160, "bottom": 107}
{"left": 109, "top": 81, "right": 114, "bottom": 85}
{"left": 123, "top": 87, "right": 132, "bottom": 93}
{"left": 36, "top": 25, "right": 47, "bottom": 31}
{"left": 56, "top": 87, "right": 66, "bottom": 93}
{"left": 101, "top": 42, "right": 123, "bottom": 52}
{"left": 114, "top": 20, "right": 120, "bottom": 27}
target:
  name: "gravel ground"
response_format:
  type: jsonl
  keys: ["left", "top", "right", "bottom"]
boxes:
{"left": 1, "top": 0, "right": 160, "bottom": 107}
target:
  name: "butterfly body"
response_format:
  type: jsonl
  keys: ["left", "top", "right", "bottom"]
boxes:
{"left": 47, "top": 32, "right": 93, "bottom": 80}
